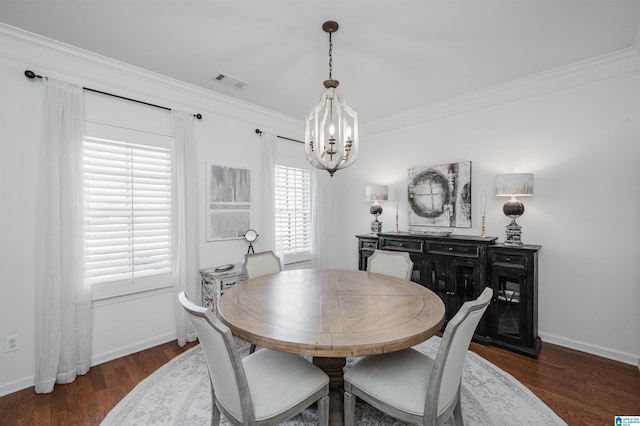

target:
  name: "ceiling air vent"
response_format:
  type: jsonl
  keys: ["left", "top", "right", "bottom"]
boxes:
{"left": 213, "top": 73, "right": 249, "bottom": 89}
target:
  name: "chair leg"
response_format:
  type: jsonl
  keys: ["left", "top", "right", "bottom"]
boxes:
{"left": 210, "top": 402, "right": 220, "bottom": 426}
{"left": 317, "top": 394, "right": 329, "bottom": 426}
{"left": 452, "top": 390, "right": 464, "bottom": 426}
{"left": 209, "top": 378, "right": 221, "bottom": 426}
{"left": 344, "top": 389, "right": 356, "bottom": 426}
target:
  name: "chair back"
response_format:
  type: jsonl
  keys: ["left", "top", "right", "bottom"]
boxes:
{"left": 178, "top": 292, "right": 255, "bottom": 423}
{"left": 426, "top": 287, "right": 493, "bottom": 421}
{"left": 243, "top": 250, "right": 282, "bottom": 279}
{"left": 367, "top": 250, "right": 414, "bottom": 280}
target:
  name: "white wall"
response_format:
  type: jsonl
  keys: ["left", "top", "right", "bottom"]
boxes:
{"left": 0, "top": 25, "right": 302, "bottom": 396}
{"left": 2, "top": 23, "right": 639, "bottom": 398}
{"left": 326, "top": 50, "right": 640, "bottom": 366}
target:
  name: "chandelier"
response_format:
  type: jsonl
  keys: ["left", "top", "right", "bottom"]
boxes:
{"left": 305, "top": 21, "right": 359, "bottom": 177}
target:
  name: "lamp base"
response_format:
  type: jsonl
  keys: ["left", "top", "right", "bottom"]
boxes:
{"left": 504, "top": 219, "right": 523, "bottom": 246}
{"left": 370, "top": 220, "right": 382, "bottom": 234}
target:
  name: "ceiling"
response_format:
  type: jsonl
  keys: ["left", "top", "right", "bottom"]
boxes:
{"left": 2, "top": 1, "right": 640, "bottom": 124}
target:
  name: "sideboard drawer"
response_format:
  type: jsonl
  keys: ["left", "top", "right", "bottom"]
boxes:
{"left": 380, "top": 238, "right": 424, "bottom": 253}
{"left": 359, "top": 239, "right": 378, "bottom": 251}
{"left": 490, "top": 251, "right": 527, "bottom": 268}
{"left": 427, "top": 242, "right": 480, "bottom": 258}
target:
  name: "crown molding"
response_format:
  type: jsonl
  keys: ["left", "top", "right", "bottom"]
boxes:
{"left": 364, "top": 47, "right": 640, "bottom": 137}
{"left": 3, "top": 22, "right": 638, "bottom": 139}
{"left": 0, "top": 23, "right": 301, "bottom": 131}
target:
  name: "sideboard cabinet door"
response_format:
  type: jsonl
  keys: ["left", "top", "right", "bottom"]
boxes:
{"left": 424, "top": 241, "right": 490, "bottom": 342}
{"left": 488, "top": 244, "right": 541, "bottom": 358}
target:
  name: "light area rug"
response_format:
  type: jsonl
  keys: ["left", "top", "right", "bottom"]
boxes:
{"left": 101, "top": 337, "right": 566, "bottom": 425}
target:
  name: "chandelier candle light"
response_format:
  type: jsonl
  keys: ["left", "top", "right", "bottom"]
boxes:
{"left": 305, "top": 21, "right": 359, "bottom": 177}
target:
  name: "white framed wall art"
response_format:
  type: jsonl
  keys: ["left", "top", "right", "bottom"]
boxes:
{"left": 206, "top": 164, "right": 251, "bottom": 241}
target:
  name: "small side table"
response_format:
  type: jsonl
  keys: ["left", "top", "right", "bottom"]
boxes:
{"left": 199, "top": 264, "right": 246, "bottom": 314}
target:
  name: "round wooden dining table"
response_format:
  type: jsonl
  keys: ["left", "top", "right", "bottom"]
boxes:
{"left": 218, "top": 268, "right": 446, "bottom": 392}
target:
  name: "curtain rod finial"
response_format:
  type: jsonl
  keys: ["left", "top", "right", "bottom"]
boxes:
{"left": 24, "top": 70, "right": 40, "bottom": 79}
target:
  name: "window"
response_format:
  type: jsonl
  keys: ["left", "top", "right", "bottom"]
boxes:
{"left": 84, "top": 122, "right": 173, "bottom": 298}
{"left": 275, "top": 165, "right": 312, "bottom": 264}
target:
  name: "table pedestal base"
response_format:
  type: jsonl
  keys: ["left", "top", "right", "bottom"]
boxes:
{"left": 312, "top": 357, "right": 346, "bottom": 393}
{"left": 313, "top": 357, "right": 346, "bottom": 426}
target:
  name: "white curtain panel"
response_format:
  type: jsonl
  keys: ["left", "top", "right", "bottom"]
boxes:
{"left": 259, "top": 133, "right": 277, "bottom": 253}
{"left": 311, "top": 170, "right": 328, "bottom": 269}
{"left": 171, "top": 111, "right": 200, "bottom": 346}
{"left": 34, "top": 77, "right": 92, "bottom": 394}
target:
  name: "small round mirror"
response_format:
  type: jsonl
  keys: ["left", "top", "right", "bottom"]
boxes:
{"left": 243, "top": 230, "right": 259, "bottom": 254}
{"left": 244, "top": 229, "right": 259, "bottom": 243}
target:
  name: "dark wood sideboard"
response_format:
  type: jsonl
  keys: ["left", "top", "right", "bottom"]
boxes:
{"left": 357, "top": 232, "right": 541, "bottom": 357}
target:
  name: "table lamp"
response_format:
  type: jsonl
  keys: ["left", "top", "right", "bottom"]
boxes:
{"left": 495, "top": 173, "right": 533, "bottom": 246}
{"left": 365, "top": 185, "right": 388, "bottom": 233}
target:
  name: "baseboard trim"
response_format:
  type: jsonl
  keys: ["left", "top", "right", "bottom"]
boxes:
{"left": 0, "top": 332, "right": 179, "bottom": 397}
{"left": 539, "top": 332, "right": 640, "bottom": 366}
{"left": 0, "top": 376, "right": 36, "bottom": 398}
{"left": 90, "top": 332, "right": 178, "bottom": 367}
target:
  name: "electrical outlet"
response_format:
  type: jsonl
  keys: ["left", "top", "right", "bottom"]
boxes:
{"left": 5, "top": 335, "right": 19, "bottom": 352}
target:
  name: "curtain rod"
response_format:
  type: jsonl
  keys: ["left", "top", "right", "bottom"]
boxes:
{"left": 24, "top": 70, "right": 203, "bottom": 120}
{"left": 255, "top": 128, "right": 303, "bottom": 144}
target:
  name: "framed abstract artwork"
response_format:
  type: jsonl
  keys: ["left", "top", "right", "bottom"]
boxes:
{"left": 206, "top": 164, "right": 251, "bottom": 241}
{"left": 407, "top": 161, "right": 471, "bottom": 228}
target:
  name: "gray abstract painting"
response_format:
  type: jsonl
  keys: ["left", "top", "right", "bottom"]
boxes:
{"left": 206, "top": 165, "right": 251, "bottom": 240}
{"left": 407, "top": 161, "right": 471, "bottom": 228}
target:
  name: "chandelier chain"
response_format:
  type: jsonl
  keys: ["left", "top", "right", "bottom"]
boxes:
{"left": 328, "top": 32, "right": 333, "bottom": 80}
{"left": 305, "top": 20, "right": 358, "bottom": 177}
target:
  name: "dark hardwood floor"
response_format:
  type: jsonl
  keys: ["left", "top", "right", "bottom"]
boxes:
{"left": 1, "top": 339, "right": 638, "bottom": 425}
{"left": 469, "top": 341, "right": 640, "bottom": 426}
{"left": 0, "top": 341, "right": 199, "bottom": 426}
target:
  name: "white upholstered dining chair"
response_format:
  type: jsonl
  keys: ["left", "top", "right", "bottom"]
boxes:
{"left": 343, "top": 287, "right": 493, "bottom": 426}
{"left": 178, "top": 292, "right": 330, "bottom": 426}
{"left": 242, "top": 250, "right": 282, "bottom": 279}
{"left": 367, "top": 249, "right": 414, "bottom": 280}
{"left": 242, "top": 250, "right": 283, "bottom": 353}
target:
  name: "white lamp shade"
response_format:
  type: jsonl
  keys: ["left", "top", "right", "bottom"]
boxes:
{"left": 495, "top": 173, "right": 533, "bottom": 197}
{"left": 365, "top": 185, "right": 389, "bottom": 201}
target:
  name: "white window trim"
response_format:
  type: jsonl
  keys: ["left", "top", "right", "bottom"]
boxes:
{"left": 275, "top": 162, "right": 313, "bottom": 266}
{"left": 85, "top": 121, "right": 175, "bottom": 301}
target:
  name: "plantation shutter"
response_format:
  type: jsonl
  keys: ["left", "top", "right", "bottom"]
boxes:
{"left": 274, "top": 165, "right": 312, "bottom": 259}
{"left": 84, "top": 136, "right": 172, "bottom": 285}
